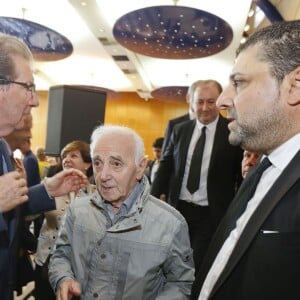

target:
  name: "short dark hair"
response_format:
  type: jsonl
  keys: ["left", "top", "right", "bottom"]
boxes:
{"left": 61, "top": 140, "right": 93, "bottom": 177}
{"left": 237, "top": 20, "right": 300, "bottom": 83}
{"left": 152, "top": 137, "right": 164, "bottom": 148}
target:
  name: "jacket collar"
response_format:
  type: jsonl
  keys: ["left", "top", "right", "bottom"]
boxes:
{"left": 90, "top": 176, "right": 151, "bottom": 232}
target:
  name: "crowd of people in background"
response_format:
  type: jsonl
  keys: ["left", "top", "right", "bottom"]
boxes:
{"left": 0, "top": 19, "right": 299, "bottom": 300}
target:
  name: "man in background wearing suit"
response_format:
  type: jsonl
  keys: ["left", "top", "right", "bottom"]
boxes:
{"left": 151, "top": 79, "right": 243, "bottom": 275}
{"left": 0, "top": 34, "right": 87, "bottom": 300}
{"left": 192, "top": 20, "right": 300, "bottom": 300}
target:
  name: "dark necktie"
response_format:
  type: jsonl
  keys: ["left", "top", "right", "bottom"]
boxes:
{"left": 224, "top": 156, "right": 272, "bottom": 235}
{"left": 187, "top": 126, "right": 206, "bottom": 194}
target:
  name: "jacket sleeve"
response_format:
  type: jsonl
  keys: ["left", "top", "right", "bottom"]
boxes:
{"left": 157, "top": 218, "right": 195, "bottom": 299}
{"left": 24, "top": 184, "right": 56, "bottom": 215}
{"left": 150, "top": 130, "right": 175, "bottom": 198}
{"left": 161, "top": 120, "right": 173, "bottom": 154}
{"left": 48, "top": 206, "right": 75, "bottom": 292}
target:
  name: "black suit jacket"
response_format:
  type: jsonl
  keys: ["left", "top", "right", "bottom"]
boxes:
{"left": 191, "top": 150, "right": 300, "bottom": 300}
{"left": 0, "top": 139, "right": 55, "bottom": 300}
{"left": 151, "top": 115, "right": 243, "bottom": 230}
{"left": 162, "top": 113, "right": 190, "bottom": 153}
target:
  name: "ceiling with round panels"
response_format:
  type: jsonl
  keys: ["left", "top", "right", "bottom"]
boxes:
{"left": 0, "top": 17, "right": 73, "bottom": 61}
{"left": 113, "top": 5, "right": 233, "bottom": 59}
{"left": 151, "top": 86, "right": 188, "bottom": 102}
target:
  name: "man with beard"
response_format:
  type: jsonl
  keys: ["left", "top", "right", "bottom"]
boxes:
{"left": 191, "top": 20, "right": 300, "bottom": 300}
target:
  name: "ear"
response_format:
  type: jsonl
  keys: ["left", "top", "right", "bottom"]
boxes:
{"left": 136, "top": 157, "right": 148, "bottom": 180}
{"left": 84, "top": 162, "right": 92, "bottom": 171}
{"left": 286, "top": 67, "right": 300, "bottom": 106}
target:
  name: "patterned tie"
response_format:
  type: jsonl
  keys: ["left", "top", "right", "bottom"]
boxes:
{"left": 187, "top": 126, "right": 206, "bottom": 194}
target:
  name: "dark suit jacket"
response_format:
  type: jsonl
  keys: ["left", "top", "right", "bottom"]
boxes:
{"left": 0, "top": 140, "right": 55, "bottom": 300}
{"left": 23, "top": 150, "right": 41, "bottom": 187}
{"left": 151, "top": 115, "right": 243, "bottom": 230}
{"left": 162, "top": 113, "right": 190, "bottom": 153}
{"left": 191, "top": 150, "right": 300, "bottom": 300}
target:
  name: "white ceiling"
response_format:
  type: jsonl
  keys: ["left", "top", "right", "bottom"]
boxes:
{"left": 1, "top": 0, "right": 298, "bottom": 99}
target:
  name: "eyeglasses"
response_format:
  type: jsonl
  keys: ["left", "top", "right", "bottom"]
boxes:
{"left": 0, "top": 76, "right": 36, "bottom": 94}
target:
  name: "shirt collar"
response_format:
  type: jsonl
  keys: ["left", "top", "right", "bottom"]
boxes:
{"left": 196, "top": 114, "right": 219, "bottom": 132}
{"left": 267, "top": 133, "right": 300, "bottom": 171}
{"left": 103, "top": 179, "right": 144, "bottom": 220}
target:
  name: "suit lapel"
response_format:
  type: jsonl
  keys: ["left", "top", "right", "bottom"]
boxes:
{"left": 0, "top": 139, "right": 18, "bottom": 243}
{"left": 178, "top": 120, "right": 195, "bottom": 175}
{"left": 0, "top": 139, "right": 13, "bottom": 172}
{"left": 211, "top": 150, "right": 300, "bottom": 296}
{"left": 209, "top": 115, "right": 227, "bottom": 166}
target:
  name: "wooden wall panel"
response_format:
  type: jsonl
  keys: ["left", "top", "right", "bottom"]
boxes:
{"left": 31, "top": 91, "right": 188, "bottom": 160}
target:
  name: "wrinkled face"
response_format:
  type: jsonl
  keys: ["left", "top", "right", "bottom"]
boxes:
{"left": 217, "top": 45, "right": 291, "bottom": 154}
{"left": 0, "top": 55, "right": 39, "bottom": 136}
{"left": 62, "top": 150, "right": 91, "bottom": 174}
{"left": 92, "top": 134, "right": 147, "bottom": 207}
{"left": 191, "top": 83, "right": 220, "bottom": 124}
{"left": 241, "top": 150, "right": 260, "bottom": 178}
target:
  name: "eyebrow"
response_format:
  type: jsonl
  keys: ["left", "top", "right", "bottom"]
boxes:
{"left": 92, "top": 154, "right": 123, "bottom": 161}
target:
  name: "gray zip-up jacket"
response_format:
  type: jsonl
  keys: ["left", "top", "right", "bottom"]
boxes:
{"left": 49, "top": 176, "right": 194, "bottom": 299}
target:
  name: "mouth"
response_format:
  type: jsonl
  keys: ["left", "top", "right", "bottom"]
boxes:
{"left": 63, "top": 164, "right": 73, "bottom": 169}
{"left": 227, "top": 117, "right": 235, "bottom": 123}
{"left": 101, "top": 185, "right": 113, "bottom": 192}
{"left": 227, "top": 118, "right": 236, "bottom": 131}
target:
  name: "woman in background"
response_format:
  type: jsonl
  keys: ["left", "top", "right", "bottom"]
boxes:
{"left": 34, "top": 140, "right": 96, "bottom": 300}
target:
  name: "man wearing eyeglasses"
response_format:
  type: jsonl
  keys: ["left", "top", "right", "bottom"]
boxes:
{"left": 0, "top": 34, "right": 88, "bottom": 300}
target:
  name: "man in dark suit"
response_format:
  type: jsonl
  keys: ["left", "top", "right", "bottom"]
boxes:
{"left": 191, "top": 20, "right": 300, "bottom": 300}
{"left": 151, "top": 80, "right": 243, "bottom": 275}
{"left": 0, "top": 34, "right": 87, "bottom": 300}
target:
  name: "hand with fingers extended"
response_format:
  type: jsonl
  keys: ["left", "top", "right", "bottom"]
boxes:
{"left": 56, "top": 279, "right": 81, "bottom": 300}
{"left": 44, "top": 168, "right": 88, "bottom": 198}
{"left": 0, "top": 171, "right": 28, "bottom": 212}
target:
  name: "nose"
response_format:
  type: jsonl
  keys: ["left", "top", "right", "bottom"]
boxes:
{"left": 98, "top": 163, "right": 111, "bottom": 181}
{"left": 202, "top": 101, "right": 210, "bottom": 111}
{"left": 29, "top": 92, "right": 39, "bottom": 107}
{"left": 216, "top": 85, "right": 234, "bottom": 110}
{"left": 63, "top": 154, "right": 72, "bottom": 164}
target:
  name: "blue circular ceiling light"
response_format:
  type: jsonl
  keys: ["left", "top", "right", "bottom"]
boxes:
{"left": 0, "top": 17, "right": 73, "bottom": 61}
{"left": 113, "top": 6, "right": 233, "bottom": 59}
{"left": 151, "top": 86, "right": 188, "bottom": 102}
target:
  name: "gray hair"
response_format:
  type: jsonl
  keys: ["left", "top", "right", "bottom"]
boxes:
{"left": 237, "top": 20, "right": 300, "bottom": 83}
{"left": 187, "top": 79, "right": 223, "bottom": 101}
{"left": 90, "top": 124, "right": 145, "bottom": 166}
{"left": 0, "top": 34, "right": 33, "bottom": 80}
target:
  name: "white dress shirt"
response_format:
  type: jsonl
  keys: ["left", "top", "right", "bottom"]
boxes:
{"left": 199, "top": 133, "right": 300, "bottom": 299}
{"left": 179, "top": 116, "right": 219, "bottom": 206}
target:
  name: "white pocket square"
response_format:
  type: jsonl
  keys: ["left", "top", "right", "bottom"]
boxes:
{"left": 261, "top": 230, "right": 279, "bottom": 234}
